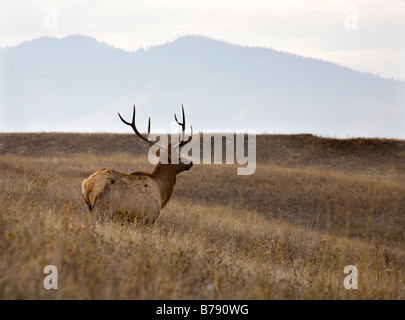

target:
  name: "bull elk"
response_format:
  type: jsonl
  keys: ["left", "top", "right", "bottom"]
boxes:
{"left": 81, "top": 105, "right": 193, "bottom": 224}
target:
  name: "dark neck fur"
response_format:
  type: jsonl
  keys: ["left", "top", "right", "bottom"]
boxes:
{"left": 151, "top": 163, "right": 177, "bottom": 208}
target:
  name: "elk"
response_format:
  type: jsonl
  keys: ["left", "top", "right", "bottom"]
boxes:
{"left": 81, "top": 105, "right": 193, "bottom": 224}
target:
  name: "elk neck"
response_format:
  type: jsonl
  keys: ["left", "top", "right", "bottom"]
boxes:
{"left": 151, "top": 163, "right": 177, "bottom": 208}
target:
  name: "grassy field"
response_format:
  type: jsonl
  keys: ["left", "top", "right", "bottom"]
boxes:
{"left": 0, "top": 133, "right": 404, "bottom": 299}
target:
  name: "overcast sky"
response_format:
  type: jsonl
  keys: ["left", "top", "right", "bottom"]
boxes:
{"left": 1, "top": 0, "right": 404, "bottom": 80}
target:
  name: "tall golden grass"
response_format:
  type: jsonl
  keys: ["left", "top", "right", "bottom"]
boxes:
{"left": 0, "top": 133, "right": 404, "bottom": 299}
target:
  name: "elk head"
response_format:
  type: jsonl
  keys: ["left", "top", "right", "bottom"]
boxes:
{"left": 118, "top": 104, "right": 194, "bottom": 174}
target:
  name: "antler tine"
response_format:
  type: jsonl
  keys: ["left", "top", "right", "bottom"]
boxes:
{"left": 181, "top": 104, "right": 185, "bottom": 126}
{"left": 174, "top": 104, "right": 185, "bottom": 124}
{"left": 179, "top": 125, "right": 193, "bottom": 147}
{"left": 174, "top": 105, "right": 193, "bottom": 148}
{"left": 118, "top": 105, "right": 159, "bottom": 147}
{"left": 117, "top": 105, "right": 133, "bottom": 127}
{"left": 174, "top": 105, "right": 186, "bottom": 141}
{"left": 147, "top": 117, "right": 154, "bottom": 148}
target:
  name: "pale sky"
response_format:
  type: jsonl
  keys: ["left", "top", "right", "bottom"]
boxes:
{"left": 1, "top": 0, "right": 405, "bottom": 80}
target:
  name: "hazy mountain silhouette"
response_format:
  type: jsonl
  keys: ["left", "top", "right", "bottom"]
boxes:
{"left": 0, "top": 34, "right": 404, "bottom": 137}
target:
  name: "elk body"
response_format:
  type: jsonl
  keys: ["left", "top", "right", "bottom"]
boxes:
{"left": 81, "top": 105, "right": 193, "bottom": 224}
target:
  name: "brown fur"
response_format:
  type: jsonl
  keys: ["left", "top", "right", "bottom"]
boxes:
{"left": 81, "top": 148, "right": 192, "bottom": 224}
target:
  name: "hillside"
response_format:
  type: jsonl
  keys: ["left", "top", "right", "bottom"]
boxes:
{"left": 1, "top": 132, "right": 403, "bottom": 179}
{"left": 1, "top": 35, "right": 404, "bottom": 137}
{"left": 1, "top": 132, "right": 404, "bottom": 241}
{"left": 1, "top": 132, "right": 404, "bottom": 299}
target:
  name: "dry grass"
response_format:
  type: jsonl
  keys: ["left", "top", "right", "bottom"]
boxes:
{"left": 0, "top": 133, "right": 404, "bottom": 299}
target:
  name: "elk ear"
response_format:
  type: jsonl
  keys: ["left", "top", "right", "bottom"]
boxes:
{"left": 156, "top": 148, "right": 160, "bottom": 158}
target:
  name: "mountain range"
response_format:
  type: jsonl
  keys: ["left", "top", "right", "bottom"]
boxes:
{"left": 0, "top": 34, "right": 404, "bottom": 138}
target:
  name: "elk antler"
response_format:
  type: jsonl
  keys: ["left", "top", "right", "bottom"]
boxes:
{"left": 118, "top": 105, "right": 162, "bottom": 148}
{"left": 174, "top": 104, "right": 193, "bottom": 148}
